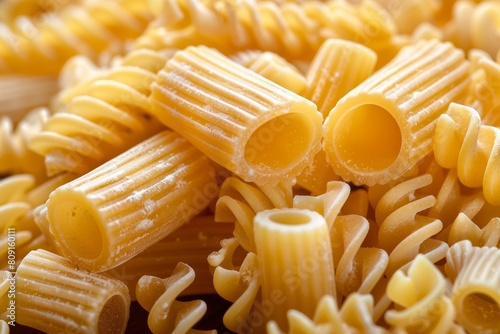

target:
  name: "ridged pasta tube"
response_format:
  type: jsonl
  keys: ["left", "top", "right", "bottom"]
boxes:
{"left": 323, "top": 40, "right": 470, "bottom": 186}
{"left": 29, "top": 49, "right": 167, "bottom": 177}
{"left": 15, "top": 249, "right": 130, "bottom": 334}
{"left": 0, "top": 0, "right": 152, "bottom": 74}
{"left": 253, "top": 208, "right": 336, "bottom": 330}
{"left": 385, "top": 255, "right": 456, "bottom": 333}
{"left": 104, "top": 215, "right": 233, "bottom": 301}
{"left": 136, "top": 262, "right": 215, "bottom": 334}
{"left": 434, "top": 103, "right": 500, "bottom": 205}
{"left": 304, "top": 38, "right": 377, "bottom": 118}
{"left": 149, "top": 46, "right": 323, "bottom": 186}
{"left": 46, "top": 130, "right": 218, "bottom": 272}
{"left": 446, "top": 240, "right": 500, "bottom": 333}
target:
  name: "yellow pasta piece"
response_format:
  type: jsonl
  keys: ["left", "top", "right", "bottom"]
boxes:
{"left": 295, "top": 149, "right": 342, "bottom": 196}
{"left": 374, "top": 0, "right": 440, "bottom": 34}
{"left": 434, "top": 103, "right": 500, "bottom": 205}
{"left": 253, "top": 208, "right": 336, "bottom": 330}
{"left": 331, "top": 215, "right": 389, "bottom": 298}
{"left": 447, "top": 213, "right": 500, "bottom": 247}
{"left": 209, "top": 247, "right": 259, "bottom": 333}
{"left": 103, "top": 215, "right": 233, "bottom": 300}
{"left": 304, "top": 38, "right": 377, "bottom": 118}
{"left": 46, "top": 129, "right": 218, "bottom": 272}
{"left": 149, "top": 45, "right": 322, "bottom": 186}
{"left": 232, "top": 50, "right": 307, "bottom": 95}
{"left": 0, "top": 0, "right": 153, "bottom": 74}
{"left": 216, "top": 175, "right": 292, "bottom": 252}
{"left": 385, "top": 255, "right": 456, "bottom": 333}
{"left": 293, "top": 180, "right": 351, "bottom": 229}
{"left": 375, "top": 174, "right": 447, "bottom": 276}
{"left": 136, "top": 262, "right": 215, "bottom": 334}
{"left": 0, "top": 107, "right": 49, "bottom": 182}
{"left": 267, "top": 294, "right": 386, "bottom": 334}
{"left": 15, "top": 249, "right": 130, "bottom": 334}
{"left": 323, "top": 40, "right": 470, "bottom": 186}
{"left": 150, "top": 0, "right": 396, "bottom": 62}
{"left": 0, "top": 75, "right": 58, "bottom": 123}
{"left": 446, "top": 240, "right": 500, "bottom": 333}
{"left": 0, "top": 0, "right": 79, "bottom": 25}
{"left": 29, "top": 48, "right": 168, "bottom": 176}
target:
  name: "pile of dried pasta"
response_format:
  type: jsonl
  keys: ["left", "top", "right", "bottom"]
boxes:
{"left": 1, "top": 0, "right": 500, "bottom": 333}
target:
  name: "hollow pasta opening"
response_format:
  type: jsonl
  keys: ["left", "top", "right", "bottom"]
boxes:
{"left": 244, "top": 113, "right": 314, "bottom": 173}
{"left": 51, "top": 200, "right": 103, "bottom": 262}
{"left": 462, "top": 292, "right": 500, "bottom": 329}
{"left": 268, "top": 211, "right": 311, "bottom": 225}
{"left": 334, "top": 104, "right": 402, "bottom": 172}
{"left": 98, "top": 294, "right": 129, "bottom": 334}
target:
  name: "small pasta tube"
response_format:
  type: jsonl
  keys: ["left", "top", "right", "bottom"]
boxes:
{"left": 253, "top": 208, "right": 336, "bottom": 330}
{"left": 149, "top": 46, "right": 323, "bottom": 186}
{"left": 15, "top": 249, "right": 130, "bottom": 334}
{"left": 446, "top": 240, "right": 500, "bottom": 333}
{"left": 46, "top": 130, "right": 218, "bottom": 272}
{"left": 323, "top": 39, "right": 469, "bottom": 186}
{"left": 304, "top": 38, "right": 377, "bottom": 118}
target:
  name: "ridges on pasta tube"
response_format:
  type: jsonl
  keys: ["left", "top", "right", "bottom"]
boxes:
{"left": 12, "top": 249, "right": 130, "bottom": 334}
{"left": 323, "top": 39, "right": 470, "bottom": 186}
{"left": 46, "top": 129, "right": 218, "bottom": 272}
{"left": 148, "top": 45, "right": 323, "bottom": 186}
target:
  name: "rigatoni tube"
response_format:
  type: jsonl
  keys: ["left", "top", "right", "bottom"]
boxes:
{"left": 323, "top": 40, "right": 469, "bottom": 186}
{"left": 15, "top": 249, "right": 130, "bottom": 334}
{"left": 253, "top": 208, "right": 336, "bottom": 330}
{"left": 149, "top": 46, "right": 323, "bottom": 186}
{"left": 46, "top": 130, "right": 217, "bottom": 272}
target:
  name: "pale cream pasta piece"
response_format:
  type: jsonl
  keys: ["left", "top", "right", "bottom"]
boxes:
{"left": 331, "top": 214, "right": 388, "bottom": 298}
{"left": 103, "top": 215, "right": 233, "bottom": 301}
{"left": 446, "top": 240, "right": 500, "bottom": 333}
{"left": 267, "top": 293, "right": 387, "bottom": 334}
{"left": 323, "top": 39, "right": 470, "bottom": 186}
{"left": 215, "top": 175, "right": 292, "bottom": 252}
{"left": 232, "top": 50, "right": 307, "bottom": 95}
{"left": 385, "top": 255, "right": 456, "bottom": 333}
{"left": 434, "top": 103, "right": 500, "bottom": 205}
{"left": 14, "top": 249, "right": 130, "bottom": 334}
{"left": 0, "top": 0, "right": 153, "bottom": 74}
{"left": 46, "top": 129, "right": 218, "bottom": 272}
{"left": 304, "top": 38, "right": 377, "bottom": 118}
{"left": 253, "top": 208, "right": 336, "bottom": 330}
{"left": 0, "top": 75, "right": 58, "bottom": 123}
{"left": 209, "top": 241, "right": 260, "bottom": 333}
{"left": 136, "top": 262, "right": 215, "bottom": 334}
{"left": 149, "top": 45, "right": 323, "bottom": 186}
{"left": 28, "top": 48, "right": 167, "bottom": 176}
{"left": 375, "top": 174, "right": 447, "bottom": 276}
{"left": 0, "top": 320, "right": 8, "bottom": 334}
{"left": 447, "top": 213, "right": 500, "bottom": 247}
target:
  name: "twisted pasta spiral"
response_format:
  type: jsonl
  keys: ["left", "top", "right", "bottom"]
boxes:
{"left": 0, "top": 0, "right": 153, "bottom": 74}
{"left": 215, "top": 175, "right": 292, "bottom": 252}
{"left": 375, "top": 174, "right": 447, "bottom": 276}
{"left": 0, "top": 108, "right": 49, "bottom": 182}
{"left": 147, "top": 0, "right": 396, "bottom": 62}
{"left": 385, "top": 255, "right": 458, "bottom": 333}
{"left": 434, "top": 103, "right": 500, "bottom": 205}
{"left": 136, "top": 262, "right": 216, "bottom": 334}
{"left": 28, "top": 49, "right": 167, "bottom": 176}
{"left": 267, "top": 293, "right": 386, "bottom": 334}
